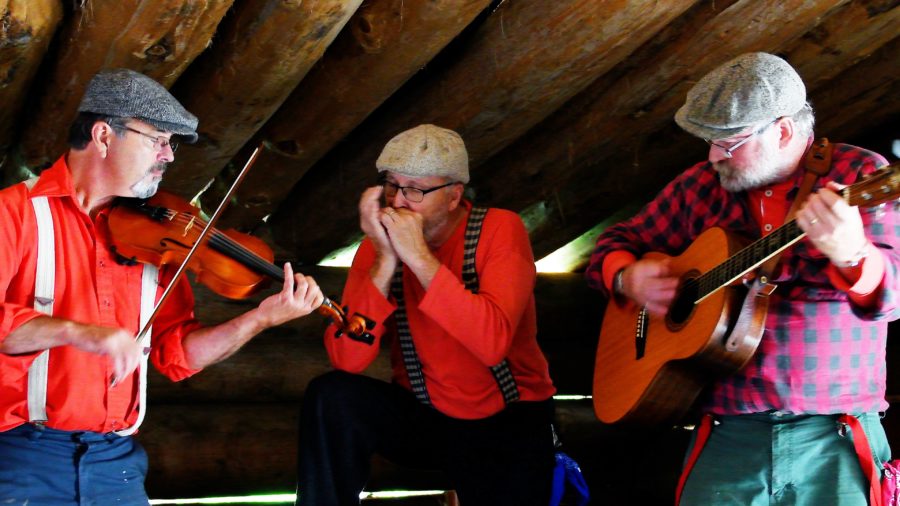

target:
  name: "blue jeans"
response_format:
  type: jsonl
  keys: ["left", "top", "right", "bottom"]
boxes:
{"left": 680, "top": 412, "right": 891, "bottom": 506}
{"left": 0, "top": 424, "right": 149, "bottom": 506}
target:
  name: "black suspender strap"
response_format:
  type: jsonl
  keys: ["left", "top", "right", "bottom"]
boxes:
{"left": 391, "top": 206, "right": 520, "bottom": 406}
{"left": 464, "top": 207, "right": 520, "bottom": 404}
{"left": 391, "top": 265, "right": 432, "bottom": 405}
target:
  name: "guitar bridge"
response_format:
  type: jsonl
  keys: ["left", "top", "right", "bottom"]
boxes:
{"left": 635, "top": 307, "right": 648, "bottom": 360}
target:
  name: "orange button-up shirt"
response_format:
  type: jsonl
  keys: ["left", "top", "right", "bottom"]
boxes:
{"left": 0, "top": 156, "right": 202, "bottom": 433}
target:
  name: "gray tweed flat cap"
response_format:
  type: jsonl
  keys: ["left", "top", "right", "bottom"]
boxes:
{"left": 78, "top": 68, "right": 198, "bottom": 143}
{"left": 376, "top": 124, "right": 469, "bottom": 183}
{"left": 675, "top": 52, "right": 806, "bottom": 140}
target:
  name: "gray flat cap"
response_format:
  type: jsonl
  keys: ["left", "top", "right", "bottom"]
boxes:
{"left": 376, "top": 124, "right": 469, "bottom": 183}
{"left": 675, "top": 52, "right": 806, "bottom": 140}
{"left": 78, "top": 68, "right": 198, "bottom": 143}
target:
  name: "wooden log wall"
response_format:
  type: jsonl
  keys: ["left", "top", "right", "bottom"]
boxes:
{"left": 0, "top": 1, "right": 61, "bottom": 155}
{"left": 138, "top": 265, "right": 900, "bottom": 505}
{"left": 258, "top": 0, "right": 899, "bottom": 267}
{"left": 139, "top": 267, "right": 604, "bottom": 499}
{"left": 205, "top": 0, "right": 494, "bottom": 231}
{"left": 164, "top": 0, "right": 364, "bottom": 198}
{"left": 270, "top": 0, "right": 700, "bottom": 263}
{"left": 18, "top": 0, "right": 233, "bottom": 170}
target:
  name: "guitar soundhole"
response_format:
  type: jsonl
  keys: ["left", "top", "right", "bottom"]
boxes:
{"left": 666, "top": 271, "right": 700, "bottom": 329}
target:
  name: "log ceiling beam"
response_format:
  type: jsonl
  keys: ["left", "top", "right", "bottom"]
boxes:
{"left": 474, "top": 0, "right": 855, "bottom": 215}
{"left": 0, "top": 1, "right": 61, "bottom": 159}
{"left": 269, "top": 0, "right": 700, "bottom": 263}
{"left": 208, "top": 0, "right": 494, "bottom": 231}
{"left": 465, "top": 0, "right": 899, "bottom": 263}
{"left": 160, "top": 0, "right": 364, "bottom": 199}
{"left": 526, "top": 33, "right": 900, "bottom": 262}
{"left": 17, "top": 0, "right": 233, "bottom": 170}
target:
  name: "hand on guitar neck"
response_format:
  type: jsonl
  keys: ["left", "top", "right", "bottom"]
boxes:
{"left": 795, "top": 181, "right": 871, "bottom": 269}
{"left": 616, "top": 258, "right": 679, "bottom": 316}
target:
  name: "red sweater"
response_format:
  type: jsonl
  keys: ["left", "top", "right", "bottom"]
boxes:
{"left": 325, "top": 202, "right": 555, "bottom": 419}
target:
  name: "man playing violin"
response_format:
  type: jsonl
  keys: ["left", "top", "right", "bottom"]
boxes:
{"left": 0, "top": 68, "right": 324, "bottom": 505}
{"left": 297, "top": 124, "right": 558, "bottom": 506}
{"left": 586, "top": 52, "right": 900, "bottom": 504}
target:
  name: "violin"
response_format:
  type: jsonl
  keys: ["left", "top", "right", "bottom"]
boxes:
{"left": 107, "top": 190, "right": 372, "bottom": 340}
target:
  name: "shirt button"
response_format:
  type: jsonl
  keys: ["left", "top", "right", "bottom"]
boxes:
{"left": 764, "top": 224, "right": 773, "bottom": 232}
{"left": 99, "top": 260, "right": 105, "bottom": 267}
{"left": 764, "top": 190, "right": 773, "bottom": 197}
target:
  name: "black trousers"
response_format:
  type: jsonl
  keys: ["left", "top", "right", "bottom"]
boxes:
{"left": 297, "top": 370, "right": 555, "bottom": 506}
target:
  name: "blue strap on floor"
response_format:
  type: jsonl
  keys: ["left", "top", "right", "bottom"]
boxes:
{"left": 549, "top": 451, "right": 590, "bottom": 506}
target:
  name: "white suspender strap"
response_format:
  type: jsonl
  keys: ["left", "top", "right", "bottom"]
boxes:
{"left": 116, "top": 264, "right": 157, "bottom": 436}
{"left": 27, "top": 196, "right": 54, "bottom": 423}
{"left": 28, "top": 187, "right": 158, "bottom": 433}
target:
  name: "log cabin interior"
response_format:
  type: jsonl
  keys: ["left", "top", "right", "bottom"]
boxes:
{"left": 1, "top": 0, "right": 898, "bottom": 505}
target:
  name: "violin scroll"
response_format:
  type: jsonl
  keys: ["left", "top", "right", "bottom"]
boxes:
{"left": 319, "top": 299, "right": 375, "bottom": 343}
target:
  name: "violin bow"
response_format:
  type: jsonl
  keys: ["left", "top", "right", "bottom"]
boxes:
{"left": 133, "top": 144, "right": 264, "bottom": 347}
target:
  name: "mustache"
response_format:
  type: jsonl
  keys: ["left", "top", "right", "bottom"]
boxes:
{"left": 150, "top": 162, "right": 168, "bottom": 174}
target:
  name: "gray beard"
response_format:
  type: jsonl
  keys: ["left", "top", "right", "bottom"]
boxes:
{"left": 714, "top": 159, "right": 793, "bottom": 193}
{"left": 130, "top": 163, "right": 166, "bottom": 198}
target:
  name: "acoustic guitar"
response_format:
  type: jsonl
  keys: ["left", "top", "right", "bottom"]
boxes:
{"left": 593, "top": 163, "right": 900, "bottom": 425}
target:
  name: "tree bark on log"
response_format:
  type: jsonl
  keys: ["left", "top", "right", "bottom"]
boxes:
{"left": 523, "top": 14, "right": 900, "bottom": 261}
{"left": 18, "top": 0, "right": 233, "bottom": 169}
{"left": 207, "top": 0, "right": 493, "bottom": 231}
{"left": 161, "top": 0, "right": 364, "bottom": 199}
{"left": 0, "top": 0, "right": 62, "bottom": 155}
{"left": 474, "top": 0, "right": 855, "bottom": 215}
{"left": 269, "top": 0, "right": 699, "bottom": 264}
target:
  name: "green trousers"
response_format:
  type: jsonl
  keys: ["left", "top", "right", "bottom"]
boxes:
{"left": 680, "top": 412, "right": 891, "bottom": 506}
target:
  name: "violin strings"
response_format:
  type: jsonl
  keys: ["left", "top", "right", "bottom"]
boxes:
{"left": 163, "top": 210, "right": 284, "bottom": 281}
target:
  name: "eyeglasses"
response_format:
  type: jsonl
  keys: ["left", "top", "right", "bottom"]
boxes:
{"left": 382, "top": 180, "right": 457, "bottom": 203}
{"left": 122, "top": 126, "right": 179, "bottom": 152}
{"left": 704, "top": 118, "right": 779, "bottom": 158}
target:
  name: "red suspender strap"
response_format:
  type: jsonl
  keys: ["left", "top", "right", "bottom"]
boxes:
{"left": 675, "top": 414, "right": 714, "bottom": 506}
{"left": 838, "top": 414, "right": 882, "bottom": 506}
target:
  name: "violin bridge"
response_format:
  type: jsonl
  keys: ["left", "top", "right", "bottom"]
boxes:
{"left": 183, "top": 216, "right": 196, "bottom": 236}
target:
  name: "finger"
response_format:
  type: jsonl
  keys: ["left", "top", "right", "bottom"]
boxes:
{"left": 293, "top": 273, "right": 310, "bottom": 300}
{"left": 644, "top": 301, "right": 669, "bottom": 316}
{"left": 282, "top": 263, "right": 296, "bottom": 293}
{"left": 304, "top": 276, "right": 323, "bottom": 306}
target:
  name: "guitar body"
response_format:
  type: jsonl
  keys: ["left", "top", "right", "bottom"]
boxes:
{"left": 593, "top": 227, "right": 762, "bottom": 425}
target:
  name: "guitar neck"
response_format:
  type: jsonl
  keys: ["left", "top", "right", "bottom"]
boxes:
{"left": 695, "top": 219, "right": 804, "bottom": 302}
{"left": 693, "top": 162, "right": 900, "bottom": 303}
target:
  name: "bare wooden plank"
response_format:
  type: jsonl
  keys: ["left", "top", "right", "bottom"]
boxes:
{"left": 17, "top": 0, "right": 233, "bottom": 170}
{"left": 208, "top": 0, "right": 493, "bottom": 231}
{"left": 161, "top": 0, "right": 364, "bottom": 199}
{"left": 0, "top": 0, "right": 62, "bottom": 154}
{"left": 269, "top": 0, "right": 700, "bottom": 264}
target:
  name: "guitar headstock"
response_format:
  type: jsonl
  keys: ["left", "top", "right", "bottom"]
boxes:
{"left": 844, "top": 162, "right": 900, "bottom": 209}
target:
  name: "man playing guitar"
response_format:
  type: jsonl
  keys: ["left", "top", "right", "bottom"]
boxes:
{"left": 586, "top": 52, "right": 899, "bottom": 505}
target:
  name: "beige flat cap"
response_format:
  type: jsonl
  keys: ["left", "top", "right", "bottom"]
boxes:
{"left": 376, "top": 124, "right": 469, "bottom": 183}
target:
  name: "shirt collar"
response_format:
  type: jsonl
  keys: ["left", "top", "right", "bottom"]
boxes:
{"left": 28, "top": 155, "right": 77, "bottom": 199}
